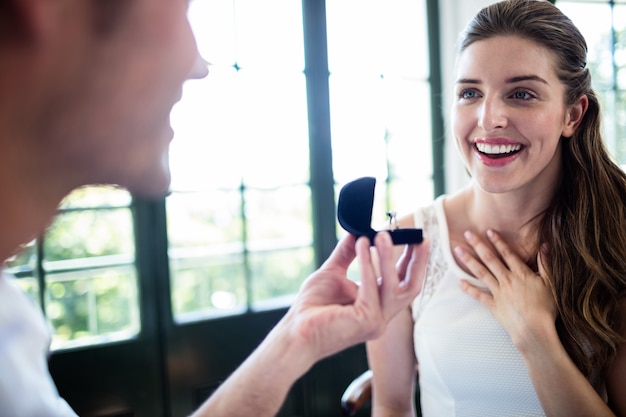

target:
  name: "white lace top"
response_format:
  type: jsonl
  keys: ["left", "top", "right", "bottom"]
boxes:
{"left": 411, "top": 197, "right": 546, "bottom": 416}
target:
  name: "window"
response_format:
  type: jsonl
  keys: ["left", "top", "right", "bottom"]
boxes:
{"left": 557, "top": 0, "right": 626, "bottom": 163}
{"left": 167, "top": 0, "right": 439, "bottom": 322}
{"left": 326, "top": 0, "right": 435, "bottom": 218}
{"left": 168, "top": 0, "right": 314, "bottom": 321}
{"left": 9, "top": 0, "right": 442, "bottom": 342}
{"left": 7, "top": 187, "right": 140, "bottom": 350}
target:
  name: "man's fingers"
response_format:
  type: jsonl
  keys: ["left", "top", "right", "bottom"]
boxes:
{"left": 323, "top": 234, "right": 357, "bottom": 270}
{"left": 374, "top": 231, "right": 397, "bottom": 292}
{"left": 402, "top": 239, "right": 430, "bottom": 295}
{"left": 355, "top": 235, "right": 380, "bottom": 306}
{"left": 395, "top": 242, "right": 413, "bottom": 281}
{"left": 375, "top": 235, "right": 430, "bottom": 320}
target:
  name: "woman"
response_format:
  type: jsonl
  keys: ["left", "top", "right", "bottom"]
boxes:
{"left": 367, "top": 0, "right": 626, "bottom": 415}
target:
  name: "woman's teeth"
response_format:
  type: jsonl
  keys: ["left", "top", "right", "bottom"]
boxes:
{"left": 476, "top": 143, "right": 522, "bottom": 155}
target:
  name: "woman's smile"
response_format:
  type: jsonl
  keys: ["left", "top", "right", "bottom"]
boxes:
{"left": 472, "top": 138, "right": 525, "bottom": 167}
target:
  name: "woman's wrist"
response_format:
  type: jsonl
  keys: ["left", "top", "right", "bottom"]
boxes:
{"left": 515, "top": 317, "right": 562, "bottom": 364}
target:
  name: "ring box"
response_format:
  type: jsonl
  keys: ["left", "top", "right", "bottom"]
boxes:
{"left": 337, "top": 177, "right": 423, "bottom": 245}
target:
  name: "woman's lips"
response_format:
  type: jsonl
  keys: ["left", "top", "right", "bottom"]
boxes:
{"left": 473, "top": 140, "right": 525, "bottom": 167}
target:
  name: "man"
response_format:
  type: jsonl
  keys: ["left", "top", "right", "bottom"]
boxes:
{"left": 0, "top": 1, "right": 429, "bottom": 416}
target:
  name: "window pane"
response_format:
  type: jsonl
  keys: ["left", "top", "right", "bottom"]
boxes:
{"left": 244, "top": 187, "right": 312, "bottom": 246}
{"left": 245, "top": 187, "right": 315, "bottom": 307}
{"left": 170, "top": 252, "right": 247, "bottom": 322}
{"left": 5, "top": 240, "right": 39, "bottom": 304}
{"left": 327, "top": 0, "right": 433, "bottom": 216}
{"left": 7, "top": 186, "right": 140, "bottom": 350}
{"left": 167, "top": 190, "right": 243, "bottom": 248}
{"left": 232, "top": 70, "right": 310, "bottom": 187}
{"left": 43, "top": 204, "right": 138, "bottom": 349}
{"left": 170, "top": 70, "right": 310, "bottom": 191}
{"left": 168, "top": 0, "right": 311, "bottom": 321}
{"left": 615, "top": 5, "right": 626, "bottom": 89}
{"left": 167, "top": 190, "right": 247, "bottom": 321}
{"left": 44, "top": 209, "right": 134, "bottom": 261}
{"left": 233, "top": 0, "right": 305, "bottom": 70}
{"left": 558, "top": 3, "right": 613, "bottom": 88}
{"left": 46, "top": 267, "right": 139, "bottom": 349}
{"left": 557, "top": 1, "right": 626, "bottom": 165}
{"left": 58, "top": 186, "right": 132, "bottom": 209}
{"left": 326, "top": 0, "right": 428, "bottom": 77}
{"left": 329, "top": 74, "right": 394, "bottom": 182}
{"left": 250, "top": 247, "right": 313, "bottom": 309}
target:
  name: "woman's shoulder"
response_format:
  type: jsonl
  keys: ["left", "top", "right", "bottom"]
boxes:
{"left": 395, "top": 195, "right": 447, "bottom": 230}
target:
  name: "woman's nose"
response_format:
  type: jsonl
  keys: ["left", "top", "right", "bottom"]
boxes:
{"left": 189, "top": 53, "right": 209, "bottom": 80}
{"left": 478, "top": 99, "right": 507, "bottom": 131}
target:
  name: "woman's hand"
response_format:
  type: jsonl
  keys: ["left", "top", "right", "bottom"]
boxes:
{"left": 455, "top": 229, "right": 556, "bottom": 352}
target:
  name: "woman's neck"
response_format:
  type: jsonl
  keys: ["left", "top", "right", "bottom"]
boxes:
{"left": 446, "top": 182, "right": 553, "bottom": 266}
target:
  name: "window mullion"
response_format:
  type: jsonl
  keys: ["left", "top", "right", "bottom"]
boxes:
{"left": 302, "top": 0, "right": 337, "bottom": 266}
{"left": 427, "top": 0, "right": 446, "bottom": 197}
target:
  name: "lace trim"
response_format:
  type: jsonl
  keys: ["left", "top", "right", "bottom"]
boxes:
{"left": 412, "top": 201, "right": 448, "bottom": 321}
{"left": 409, "top": 203, "right": 607, "bottom": 401}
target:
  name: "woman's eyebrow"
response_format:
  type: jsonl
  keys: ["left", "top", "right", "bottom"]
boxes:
{"left": 456, "top": 78, "right": 480, "bottom": 85}
{"left": 455, "top": 75, "right": 549, "bottom": 85}
{"left": 506, "top": 75, "right": 549, "bottom": 85}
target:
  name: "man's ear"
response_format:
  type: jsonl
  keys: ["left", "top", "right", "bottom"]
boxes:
{"left": 562, "top": 94, "right": 589, "bottom": 138}
{"left": 0, "top": 1, "right": 29, "bottom": 40}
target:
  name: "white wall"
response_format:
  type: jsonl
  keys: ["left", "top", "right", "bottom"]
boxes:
{"left": 439, "top": 0, "right": 494, "bottom": 193}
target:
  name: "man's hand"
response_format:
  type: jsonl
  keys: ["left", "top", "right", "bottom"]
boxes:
{"left": 195, "top": 232, "right": 429, "bottom": 417}
{"left": 285, "top": 231, "right": 430, "bottom": 364}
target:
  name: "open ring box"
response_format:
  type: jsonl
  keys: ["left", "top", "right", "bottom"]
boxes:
{"left": 337, "top": 176, "right": 423, "bottom": 245}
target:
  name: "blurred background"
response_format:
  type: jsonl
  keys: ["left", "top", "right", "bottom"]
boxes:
{"left": 7, "top": 0, "right": 626, "bottom": 415}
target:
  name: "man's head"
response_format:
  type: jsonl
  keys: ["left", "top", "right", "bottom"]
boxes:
{"left": 0, "top": 0, "right": 207, "bottom": 199}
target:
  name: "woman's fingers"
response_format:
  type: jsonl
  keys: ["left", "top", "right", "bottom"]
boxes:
{"left": 459, "top": 279, "right": 495, "bottom": 309}
{"left": 463, "top": 231, "right": 512, "bottom": 279}
{"left": 454, "top": 243, "right": 499, "bottom": 290}
{"left": 483, "top": 230, "right": 530, "bottom": 275}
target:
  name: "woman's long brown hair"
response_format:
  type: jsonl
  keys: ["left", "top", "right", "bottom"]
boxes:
{"left": 461, "top": 0, "right": 626, "bottom": 377}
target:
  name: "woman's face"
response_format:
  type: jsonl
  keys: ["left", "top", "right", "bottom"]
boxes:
{"left": 451, "top": 35, "right": 580, "bottom": 197}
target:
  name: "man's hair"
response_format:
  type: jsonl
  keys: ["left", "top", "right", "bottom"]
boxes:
{"left": 0, "top": 0, "right": 133, "bottom": 42}
{"left": 0, "top": 1, "right": 29, "bottom": 42}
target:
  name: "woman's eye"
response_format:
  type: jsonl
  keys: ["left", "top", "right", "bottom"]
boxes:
{"left": 511, "top": 90, "right": 534, "bottom": 100}
{"left": 459, "top": 89, "right": 478, "bottom": 100}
